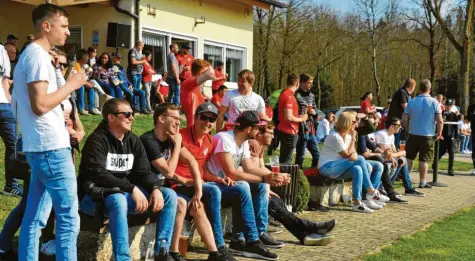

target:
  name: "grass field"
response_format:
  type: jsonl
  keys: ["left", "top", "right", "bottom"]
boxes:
{"left": 364, "top": 206, "right": 475, "bottom": 261}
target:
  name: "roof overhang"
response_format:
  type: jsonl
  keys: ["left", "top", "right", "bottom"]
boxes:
{"left": 235, "top": 0, "right": 286, "bottom": 10}
{"left": 9, "top": 0, "right": 108, "bottom": 6}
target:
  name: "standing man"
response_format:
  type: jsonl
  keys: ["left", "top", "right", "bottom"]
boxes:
{"left": 166, "top": 43, "right": 181, "bottom": 105}
{"left": 387, "top": 78, "right": 416, "bottom": 150}
{"left": 127, "top": 41, "right": 146, "bottom": 100}
{"left": 433, "top": 99, "right": 458, "bottom": 176}
{"left": 216, "top": 69, "right": 271, "bottom": 132}
{"left": 402, "top": 79, "right": 443, "bottom": 189}
{"left": 176, "top": 44, "right": 194, "bottom": 83}
{"left": 11, "top": 4, "right": 87, "bottom": 260}
{"left": 211, "top": 61, "right": 227, "bottom": 95}
{"left": 295, "top": 73, "right": 319, "bottom": 168}
{"left": 4, "top": 44, "right": 17, "bottom": 79}
{"left": 278, "top": 73, "right": 308, "bottom": 164}
{"left": 0, "top": 43, "right": 22, "bottom": 198}
{"left": 211, "top": 85, "right": 227, "bottom": 108}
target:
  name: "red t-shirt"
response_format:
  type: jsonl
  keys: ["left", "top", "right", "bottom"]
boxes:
{"left": 265, "top": 104, "right": 273, "bottom": 119}
{"left": 212, "top": 68, "right": 225, "bottom": 91}
{"left": 278, "top": 88, "right": 299, "bottom": 135}
{"left": 142, "top": 62, "right": 155, "bottom": 83}
{"left": 176, "top": 53, "right": 194, "bottom": 81}
{"left": 158, "top": 80, "right": 169, "bottom": 96}
{"left": 360, "top": 100, "right": 372, "bottom": 113}
{"left": 211, "top": 93, "right": 223, "bottom": 108}
{"left": 173, "top": 126, "right": 214, "bottom": 186}
{"left": 180, "top": 77, "right": 205, "bottom": 127}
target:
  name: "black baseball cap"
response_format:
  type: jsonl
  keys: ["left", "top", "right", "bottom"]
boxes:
{"left": 446, "top": 99, "right": 455, "bottom": 105}
{"left": 111, "top": 52, "right": 122, "bottom": 59}
{"left": 196, "top": 102, "right": 218, "bottom": 116}
{"left": 235, "top": 111, "right": 267, "bottom": 128}
{"left": 181, "top": 44, "right": 191, "bottom": 49}
{"left": 7, "top": 34, "right": 18, "bottom": 40}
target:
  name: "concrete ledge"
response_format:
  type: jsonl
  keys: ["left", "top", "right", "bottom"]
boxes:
{"left": 309, "top": 181, "right": 353, "bottom": 207}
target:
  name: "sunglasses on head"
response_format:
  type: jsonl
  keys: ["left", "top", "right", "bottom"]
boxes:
{"left": 199, "top": 114, "right": 217, "bottom": 123}
{"left": 112, "top": 111, "right": 134, "bottom": 118}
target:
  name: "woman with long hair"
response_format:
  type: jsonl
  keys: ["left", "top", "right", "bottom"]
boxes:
{"left": 93, "top": 52, "right": 123, "bottom": 98}
{"left": 318, "top": 111, "right": 389, "bottom": 213}
{"left": 360, "top": 92, "right": 376, "bottom": 114}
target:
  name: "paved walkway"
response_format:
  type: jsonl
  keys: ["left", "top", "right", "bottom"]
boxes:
{"left": 186, "top": 167, "right": 475, "bottom": 260}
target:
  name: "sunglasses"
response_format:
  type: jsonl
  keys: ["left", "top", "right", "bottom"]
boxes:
{"left": 112, "top": 111, "right": 134, "bottom": 118}
{"left": 199, "top": 114, "right": 217, "bottom": 123}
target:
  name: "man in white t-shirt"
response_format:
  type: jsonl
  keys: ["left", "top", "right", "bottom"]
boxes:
{"left": 207, "top": 111, "right": 289, "bottom": 260}
{"left": 216, "top": 70, "right": 271, "bottom": 132}
{"left": 10, "top": 4, "right": 87, "bottom": 261}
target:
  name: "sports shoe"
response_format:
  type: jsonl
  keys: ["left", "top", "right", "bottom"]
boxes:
{"left": 90, "top": 108, "right": 101, "bottom": 115}
{"left": 389, "top": 194, "right": 409, "bottom": 204}
{"left": 303, "top": 234, "right": 335, "bottom": 246}
{"left": 155, "top": 253, "right": 175, "bottom": 261}
{"left": 268, "top": 217, "right": 283, "bottom": 228}
{"left": 141, "top": 109, "right": 153, "bottom": 115}
{"left": 352, "top": 203, "right": 374, "bottom": 213}
{"left": 312, "top": 219, "right": 337, "bottom": 235}
{"left": 169, "top": 252, "right": 186, "bottom": 261}
{"left": 0, "top": 249, "right": 18, "bottom": 261}
{"left": 217, "top": 246, "right": 236, "bottom": 261}
{"left": 448, "top": 170, "right": 455, "bottom": 176}
{"left": 472, "top": 169, "right": 475, "bottom": 176}
{"left": 405, "top": 188, "right": 425, "bottom": 197}
{"left": 363, "top": 200, "right": 383, "bottom": 210}
{"left": 40, "top": 239, "right": 56, "bottom": 256}
{"left": 267, "top": 225, "right": 283, "bottom": 234}
{"left": 366, "top": 190, "right": 389, "bottom": 204}
{"left": 2, "top": 184, "right": 23, "bottom": 198}
{"left": 228, "top": 240, "right": 245, "bottom": 256}
{"left": 259, "top": 233, "right": 285, "bottom": 248}
{"left": 78, "top": 110, "right": 89, "bottom": 115}
{"left": 419, "top": 183, "right": 432, "bottom": 189}
{"left": 241, "top": 240, "right": 278, "bottom": 261}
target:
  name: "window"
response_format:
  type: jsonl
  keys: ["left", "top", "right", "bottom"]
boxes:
{"left": 204, "top": 41, "right": 246, "bottom": 82}
{"left": 143, "top": 32, "right": 166, "bottom": 73}
{"left": 63, "top": 26, "right": 82, "bottom": 60}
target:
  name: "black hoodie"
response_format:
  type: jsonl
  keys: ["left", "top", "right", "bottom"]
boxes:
{"left": 78, "top": 121, "right": 160, "bottom": 197}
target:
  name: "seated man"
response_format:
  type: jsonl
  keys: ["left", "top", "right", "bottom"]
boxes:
{"left": 374, "top": 118, "right": 425, "bottom": 197}
{"left": 140, "top": 103, "right": 233, "bottom": 261}
{"left": 78, "top": 99, "right": 177, "bottom": 261}
{"left": 207, "top": 111, "right": 290, "bottom": 260}
{"left": 249, "top": 121, "right": 337, "bottom": 245}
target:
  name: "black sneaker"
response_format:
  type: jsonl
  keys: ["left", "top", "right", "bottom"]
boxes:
{"left": 259, "top": 233, "right": 285, "bottom": 248}
{"left": 389, "top": 194, "right": 409, "bottom": 204}
{"left": 268, "top": 217, "right": 283, "bottom": 228}
{"left": 312, "top": 219, "right": 337, "bottom": 235}
{"left": 242, "top": 240, "right": 278, "bottom": 261}
{"left": 448, "top": 170, "right": 455, "bottom": 176}
{"left": 419, "top": 183, "right": 432, "bottom": 189}
{"left": 141, "top": 109, "right": 153, "bottom": 115}
{"left": 0, "top": 249, "right": 17, "bottom": 261}
{"left": 217, "top": 246, "right": 237, "bottom": 261}
{"left": 169, "top": 252, "right": 187, "bottom": 261}
{"left": 405, "top": 188, "right": 425, "bottom": 197}
{"left": 228, "top": 240, "right": 245, "bottom": 257}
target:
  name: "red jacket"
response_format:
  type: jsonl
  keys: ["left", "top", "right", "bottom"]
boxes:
{"left": 142, "top": 62, "right": 156, "bottom": 83}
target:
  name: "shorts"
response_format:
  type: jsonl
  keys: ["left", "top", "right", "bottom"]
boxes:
{"left": 405, "top": 134, "right": 434, "bottom": 162}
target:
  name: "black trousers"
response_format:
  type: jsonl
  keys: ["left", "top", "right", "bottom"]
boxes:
{"left": 277, "top": 130, "right": 298, "bottom": 164}
{"left": 436, "top": 138, "right": 455, "bottom": 171}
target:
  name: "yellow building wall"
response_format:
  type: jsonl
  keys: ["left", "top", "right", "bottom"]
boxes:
{"left": 140, "top": 0, "right": 254, "bottom": 70}
{"left": 0, "top": 0, "right": 133, "bottom": 59}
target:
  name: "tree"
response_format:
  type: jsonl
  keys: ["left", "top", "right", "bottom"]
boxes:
{"left": 427, "top": 0, "right": 475, "bottom": 114}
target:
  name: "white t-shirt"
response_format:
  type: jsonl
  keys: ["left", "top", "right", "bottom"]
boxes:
{"left": 0, "top": 45, "right": 11, "bottom": 103}
{"left": 222, "top": 89, "right": 265, "bottom": 124}
{"left": 318, "top": 131, "right": 351, "bottom": 168}
{"left": 374, "top": 129, "right": 394, "bottom": 146}
{"left": 12, "top": 43, "right": 70, "bottom": 152}
{"left": 316, "top": 119, "right": 330, "bottom": 141}
{"left": 207, "top": 130, "right": 251, "bottom": 178}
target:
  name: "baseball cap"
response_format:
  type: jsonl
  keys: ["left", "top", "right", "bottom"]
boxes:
{"left": 235, "top": 111, "right": 267, "bottom": 128}
{"left": 7, "top": 34, "right": 18, "bottom": 40}
{"left": 446, "top": 99, "right": 455, "bottom": 105}
{"left": 111, "top": 52, "right": 122, "bottom": 59}
{"left": 181, "top": 44, "right": 191, "bottom": 49}
{"left": 196, "top": 102, "right": 218, "bottom": 116}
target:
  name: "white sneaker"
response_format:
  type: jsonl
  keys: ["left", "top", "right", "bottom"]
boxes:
{"left": 40, "top": 239, "right": 56, "bottom": 256}
{"left": 367, "top": 190, "right": 390, "bottom": 203}
{"left": 352, "top": 203, "right": 374, "bottom": 213}
{"left": 471, "top": 169, "right": 475, "bottom": 176}
{"left": 363, "top": 200, "right": 383, "bottom": 210}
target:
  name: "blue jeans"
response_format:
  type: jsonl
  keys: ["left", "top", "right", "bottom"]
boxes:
{"left": 0, "top": 103, "right": 18, "bottom": 187}
{"left": 390, "top": 158, "right": 413, "bottom": 190}
{"left": 365, "top": 160, "right": 383, "bottom": 190}
{"left": 80, "top": 187, "right": 177, "bottom": 261}
{"left": 19, "top": 148, "right": 79, "bottom": 261}
{"left": 76, "top": 86, "right": 95, "bottom": 111}
{"left": 118, "top": 82, "right": 146, "bottom": 111}
{"left": 460, "top": 135, "right": 470, "bottom": 151}
{"left": 295, "top": 133, "right": 320, "bottom": 168}
{"left": 98, "top": 81, "right": 123, "bottom": 98}
{"left": 166, "top": 77, "right": 180, "bottom": 105}
{"left": 213, "top": 181, "right": 259, "bottom": 242}
{"left": 394, "top": 132, "right": 401, "bottom": 151}
{"left": 319, "top": 156, "right": 373, "bottom": 201}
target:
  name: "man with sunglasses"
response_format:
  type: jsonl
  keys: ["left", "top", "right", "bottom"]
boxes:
{"left": 79, "top": 99, "right": 178, "bottom": 261}
{"left": 207, "top": 111, "right": 290, "bottom": 260}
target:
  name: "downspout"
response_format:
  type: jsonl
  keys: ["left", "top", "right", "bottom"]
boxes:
{"left": 111, "top": 0, "right": 140, "bottom": 44}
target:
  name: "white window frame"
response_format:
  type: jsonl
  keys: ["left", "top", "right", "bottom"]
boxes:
{"left": 142, "top": 27, "right": 199, "bottom": 56}
{"left": 203, "top": 39, "right": 247, "bottom": 83}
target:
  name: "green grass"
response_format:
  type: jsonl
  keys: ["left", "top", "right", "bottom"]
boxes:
{"left": 364, "top": 207, "right": 475, "bottom": 261}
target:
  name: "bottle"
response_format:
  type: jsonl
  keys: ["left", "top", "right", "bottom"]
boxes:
{"left": 145, "top": 242, "right": 154, "bottom": 261}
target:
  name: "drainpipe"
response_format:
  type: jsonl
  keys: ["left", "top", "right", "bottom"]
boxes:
{"left": 111, "top": 0, "right": 140, "bottom": 44}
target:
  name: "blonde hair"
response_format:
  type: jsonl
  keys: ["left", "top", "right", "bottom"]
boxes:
{"left": 335, "top": 111, "right": 355, "bottom": 133}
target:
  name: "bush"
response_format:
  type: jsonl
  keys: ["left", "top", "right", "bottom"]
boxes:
{"left": 293, "top": 169, "right": 310, "bottom": 212}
